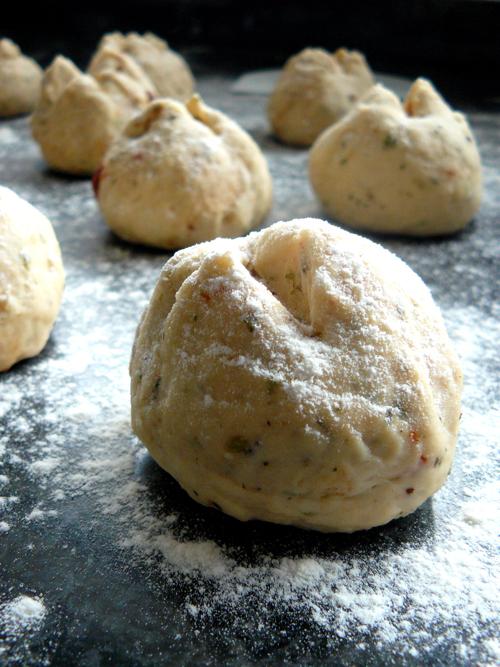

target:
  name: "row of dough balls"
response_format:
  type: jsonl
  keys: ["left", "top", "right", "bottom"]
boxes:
{"left": 91, "top": 72, "right": 482, "bottom": 244}
{"left": 0, "top": 187, "right": 462, "bottom": 535}
{"left": 268, "top": 47, "right": 482, "bottom": 236}
{"left": 3, "top": 38, "right": 482, "bottom": 240}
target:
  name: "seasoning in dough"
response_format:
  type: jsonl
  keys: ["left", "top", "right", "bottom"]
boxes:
{"left": 95, "top": 95, "right": 272, "bottom": 249}
{"left": 0, "top": 38, "right": 42, "bottom": 117}
{"left": 309, "top": 79, "right": 482, "bottom": 236}
{"left": 89, "top": 31, "right": 194, "bottom": 101}
{"left": 130, "top": 218, "right": 462, "bottom": 533}
{"left": 31, "top": 55, "right": 154, "bottom": 175}
{"left": 0, "top": 187, "right": 64, "bottom": 372}
{"left": 268, "top": 47, "right": 374, "bottom": 147}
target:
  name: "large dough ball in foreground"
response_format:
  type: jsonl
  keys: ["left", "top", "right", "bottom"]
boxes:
{"left": 0, "top": 39, "right": 42, "bottom": 117}
{"left": 309, "top": 79, "right": 482, "bottom": 236}
{"left": 268, "top": 47, "right": 374, "bottom": 147}
{"left": 90, "top": 31, "right": 194, "bottom": 100}
{"left": 95, "top": 95, "right": 272, "bottom": 249}
{"left": 31, "top": 55, "right": 154, "bottom": 175}
{"left": 0, "top": 187, "right": 64, "bottom": 372}
{"left": 130, "top": 218, "right": 462, "bottom": 533}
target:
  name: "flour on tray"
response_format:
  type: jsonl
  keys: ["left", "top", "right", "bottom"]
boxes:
{"left": 0, "top": 259, "right": 498, "bottom": 664}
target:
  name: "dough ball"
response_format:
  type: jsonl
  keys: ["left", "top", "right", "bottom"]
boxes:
{"left": 268, "top": 47, "right": 374, "bottom": 147}
{"left": 90, "top": 31, "right": 194, "bottom": 100}
{"left": 130, "top": 218, "right": 462, "bottom": 533}
{"left": 0, "top": 38, "right": 42, "bottom": 116}
{"left": 31, "top": 55, "right": 154, "bottom": 175}
{"left": 0, "top": 187, "right": 64, "bottom": 372}
{"left": 309, "top": 79, "right": 482, "bottom": 236}
{"left": 95, "top": 95, "right": 272, "bottom": 249}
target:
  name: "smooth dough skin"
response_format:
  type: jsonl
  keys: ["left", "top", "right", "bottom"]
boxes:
{"left": 130, "top": 218, "right": 462, "bottom": 533}
{"left": 0, "top": 187, "right": 64, "bottom": 372}
{"left": 0, "top": 39, "right": 42, "bottom": 117}
{"left": 90, "top": 31, "right": 194, "bottom": 101}
{"left": 31, "top": 55, "right": 154, "bottom": 175}
{"left": 309, "top": 79, "right": 482, "bottom": 236}
{"left": 268, "top": 47, "right": 374, "bottom": 147}
{"left": 95, "top": 95, "right": 272, "bottom": 249}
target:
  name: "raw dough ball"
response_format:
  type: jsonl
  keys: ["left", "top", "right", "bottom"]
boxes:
{"left": 0, "top": 187, "right": 64, "bottom": 372}
{"left": 95, "top": 95, "right": 272, "bottom": 249}
{"left": 268, "top": 47, "right": 374, "bottom": 146}
{"left": 309, "top": 79, "right": 482, "bottom": 236}
{"left": 90, "top": 31, "right": 194, "bottom": 100}
{"left": 0, "top": 38, "right": 42, "bottom": 116}
{"left": 130, "top": 218, "right": 462, "bottom": 533}
{"left": 31, "top": 55, "right": 154, "bottom": 175}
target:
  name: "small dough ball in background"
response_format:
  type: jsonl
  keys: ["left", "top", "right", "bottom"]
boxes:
{"left": 309, "top": 78, "right": 482, "bottom": 236}
{"left": 0, "top": 38, "right": 42, "bottom": 117}
{"left": 268, "top": 47, "right": 374, "bottom": 147}
{"left": 95, "top": 95, "right": 272, "bottom": 249}
{"left": 90, "top": 31, "right": 194, "bottom": 101}
{"left": 130, "top": 218, "right": 462, "bottom": 533}
{"left": 0, "top": 186, "right": 64, "bottom": 372}
{"left": 31, "top": 55, "right": 154, "bottom": 175}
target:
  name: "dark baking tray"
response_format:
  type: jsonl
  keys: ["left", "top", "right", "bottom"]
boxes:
{"left": 0, "top": 75, "right": 498, "bottom": 666}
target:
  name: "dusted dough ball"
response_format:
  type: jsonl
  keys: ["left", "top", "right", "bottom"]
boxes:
{"left": 0, "top": 39, "right": 42, "bottom": 117}
{"left": 31, "top": 55, "right": 154, "bottom": 175}
{"left": 90, "top": 31, "right": 194, "bottom": 100}
{"left": 268, "top": 47, "right": 374, "bottom": 147}
{"left": 0, "top": 187, "right": 64, "bottom": 372}
{"left": 95, "top": 95, "right": 272, "bottom": 249}
{"left": 309, "top": 79, "right": 482, "bottom": 236}
{"left": 130, "top": 218, "right": 462, "bottom": 533}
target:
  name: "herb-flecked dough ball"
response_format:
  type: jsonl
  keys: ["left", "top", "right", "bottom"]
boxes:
{"left": 95, "top": 95, "right": 272, "bottom": 249}
{"left": 130, "top": 218, "right": 462, "bottom": 533}
{"left": 0, "top": 187, "right": 64, "bottom": 372}
{"left": 309, "top": 79, "right": 482, "bottom": 236}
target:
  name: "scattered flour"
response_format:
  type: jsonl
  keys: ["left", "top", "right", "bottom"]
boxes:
{"left": 0, "top": 595, "right": 46, "bottom": 636}
{"left": 0, "top": 247, "right": 498, "bottom": 664}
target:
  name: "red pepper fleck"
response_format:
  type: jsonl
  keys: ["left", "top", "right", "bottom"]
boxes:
{"left": 92, "top": 166, "right": 104, "bottom": 198}
{"left": 420, "top": 454, "right": 428, "bottom": 463}
{"left": 409, "top": 430, "right": 420, "bottom": 444}
{"left": 187, "top": 224, "right": 195, "bottom": 231}
{"left": 132, "top": 152, "right": 144, "bottom": 161}
{"left": 406, "top": 488, "right": 414, "bottom": 495}
{"left": 200, "top": 291, "right": 211, "bottom": 303}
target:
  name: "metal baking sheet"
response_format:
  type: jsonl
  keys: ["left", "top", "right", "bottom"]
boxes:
{"left": 0, "top": 75, "right": 498, "bottom": 666}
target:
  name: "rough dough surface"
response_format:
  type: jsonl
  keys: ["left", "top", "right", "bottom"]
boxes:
{"left": 90, "top": 31, "right": 194, "bottom": 101}
{"left": 95, "top": 95, "right": 272, "bottom": 249}
{"left": 268, "top": 47, "right": 374, "bottom": 147}
{"left": 309, "top": 79, "right": 482, "bottom": 236}
{"left": 0, "top": 38, "right": 42, "bottom": 117}
{"left": 0, "top": 187, "right": 64, "bottom": 372}
{"left": 31, "top": 55, "right": 154, "bottom": 175}
{"left": 130, "top": 218, "right": 462, "bottom": 533}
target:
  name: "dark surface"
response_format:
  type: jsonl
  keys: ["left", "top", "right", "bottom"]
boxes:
{"left": 0, "top": 75, "right": 499, "bottom": 666}
{"left": 3, "top": 1, "right": 500, "bottom": 103}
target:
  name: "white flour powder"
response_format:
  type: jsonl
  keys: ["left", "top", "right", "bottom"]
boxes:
{"left": 0, "top": 277, "right": 498, "bottom": 663}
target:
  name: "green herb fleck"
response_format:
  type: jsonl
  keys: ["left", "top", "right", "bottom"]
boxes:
{"left": 383, "top": 134, "right": 397, "bottom": 149}
{"left": 339, "top": 157, "right": 348, "bottom": 166}
{"left": 19, "top": 251, "right": 30, "bottom": 269}
{"left": 226, "top": 436, "right": 260, "bottom": 456}
{"left": 242, "top": 313, "right": 258, "bottom": 332}
{"left": 152, "top": 377, "right": 161, "bottom": 397}
{"left": 266, "top": 379, "right": 280, "bottom": 395}
{"left": 285, "top": 271, "right": 302, "bottom": 293}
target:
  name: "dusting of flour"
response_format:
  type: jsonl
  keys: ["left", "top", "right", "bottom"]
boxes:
{"left": 0, "top": 265, "right": 498, "bottom": 665}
